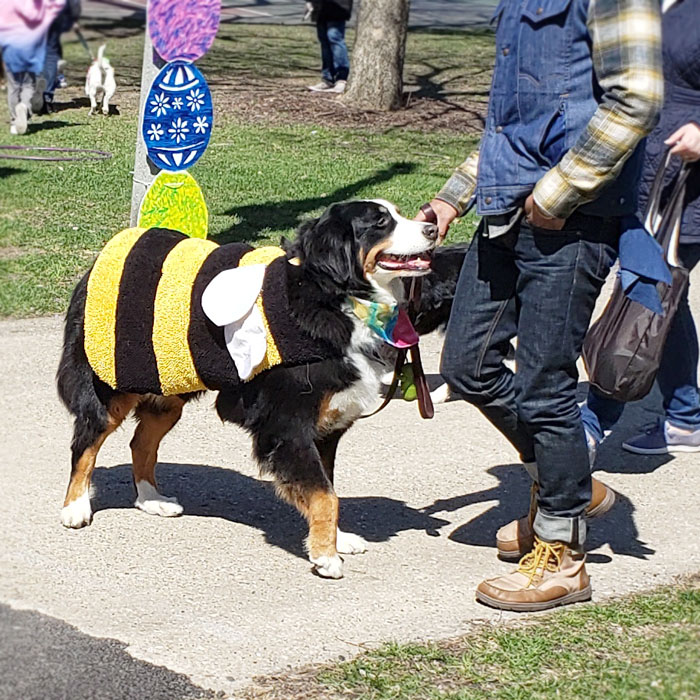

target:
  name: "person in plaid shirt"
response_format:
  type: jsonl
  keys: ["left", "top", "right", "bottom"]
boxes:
{"left": 417, "top": 0, "right": 664, "bottom": 611}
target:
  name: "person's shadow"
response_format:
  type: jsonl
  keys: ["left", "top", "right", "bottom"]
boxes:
{"left": 423, "top": 464, "right": 655, "bottom": 561}
{"left": 91, "top": 462, "right": 451, "bottom": 559}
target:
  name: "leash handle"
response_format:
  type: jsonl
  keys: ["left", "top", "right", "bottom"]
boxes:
{"left": 360, "top": 349, "right": 407, "bottom": 419}
{"left": 407, "top": 276, "right": 434, "bottom": 419}
{"left": 420, "top": 202, "right": 438, "bottom": 224}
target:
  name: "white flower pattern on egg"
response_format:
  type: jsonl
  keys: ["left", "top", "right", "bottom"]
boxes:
{"left": 187, "top": 88, "right": 205, "bottom": 112}
{"left": 147, "top": 123, "right": 164, "bottom": 141}
{"left": 149, "top": 92, "right": 170, "bottom": 117}
{"left": 193, "top": 116, "right": 209, "bottom": 134}
{"left": 168, "top": 117, "right": 190, "bottom": 144}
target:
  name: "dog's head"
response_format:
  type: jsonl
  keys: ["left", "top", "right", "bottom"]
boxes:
{"left": 292, "top": 199, "right": 439, "bottom": 300}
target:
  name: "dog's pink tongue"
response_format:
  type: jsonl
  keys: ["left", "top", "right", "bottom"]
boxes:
{"left": 392, "top": 309, "right": 419, "bottom": 348}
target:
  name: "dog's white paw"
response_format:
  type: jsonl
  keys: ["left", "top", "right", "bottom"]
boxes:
{"left": 61, "top": 492, "right": 92, "bottom": 529}
{"left": 311, "top": 554, "right": 344, "bottom": 579}
{"left": 336, "top": 529, "right": 368, "bottom": 555}
{"left": 381, "top": 370, "right": 396, "bottom": 386}
{"left": 430, "top": 382, "right": 451, "bottom": 404}
{"left": 134, "top": 481, "right": 183, "bottom": 518}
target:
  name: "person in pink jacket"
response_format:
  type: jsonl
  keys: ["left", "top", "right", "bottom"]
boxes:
{"left": 0, "top": 0, "right": 65, "bottom": 134}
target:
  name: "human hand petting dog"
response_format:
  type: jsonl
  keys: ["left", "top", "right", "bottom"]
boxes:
{"left": 414, "top": 199, "right": 459, "bottom": 242}
{"left": 665, "top": 122, "right": 700, "bottom": 162}
{"left": 523, "top": 194, "right": 566, "bottom": 230}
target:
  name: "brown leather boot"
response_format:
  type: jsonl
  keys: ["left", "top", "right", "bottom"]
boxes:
{"left": 476, "top": 537, "right": 591, "bottom": 612}
{"left": 496, "top": 477, "right": 615, "bottom": 561}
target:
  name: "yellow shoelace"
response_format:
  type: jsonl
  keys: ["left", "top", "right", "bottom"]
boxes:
{"left": 517, "top": 538, "right": 566, "bottom": 586}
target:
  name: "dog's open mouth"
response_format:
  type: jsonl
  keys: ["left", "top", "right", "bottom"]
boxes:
{"left": 376, "top": 252, "right": 432, "bottom": 271}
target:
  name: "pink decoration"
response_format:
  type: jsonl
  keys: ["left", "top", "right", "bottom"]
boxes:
{"left": 148, "top": 0, "right": 220, "bottom": 63}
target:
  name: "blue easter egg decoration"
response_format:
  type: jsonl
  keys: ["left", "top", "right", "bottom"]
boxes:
{"left": 142, "top": 60, "right": 213, "bottom": 171}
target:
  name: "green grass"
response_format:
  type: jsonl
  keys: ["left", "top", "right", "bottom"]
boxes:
{"left": 245, "top": 579, "right": 700, "bottom": 700}
{"left": 0, "top": 22, "right": 490, "bottom": 317}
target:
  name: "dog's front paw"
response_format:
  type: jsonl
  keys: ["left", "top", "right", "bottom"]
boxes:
{"left": 430, "top": 382, "right": 451, "bottom": 404}
{"left": 61, "top": 492, "right": 93, "bottom": 529}
{"left": 134, "top": 481, "right": 183, "bottom": 518}
{"left": 311, "top": 554, "right": 344, "bottom": 579}
{"left": 336, "top": 529, "right": 368, "bottom": 555}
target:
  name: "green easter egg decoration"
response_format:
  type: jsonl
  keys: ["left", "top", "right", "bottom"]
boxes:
{"left": 139, "top": 170, "right": 208, "bottom": 239}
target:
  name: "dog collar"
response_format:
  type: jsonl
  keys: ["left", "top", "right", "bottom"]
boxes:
{"left": 349, "top": 297, "right": 418, "bottom": 349}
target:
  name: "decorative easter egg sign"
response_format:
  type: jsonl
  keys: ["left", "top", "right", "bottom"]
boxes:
{"left": 142, "top": 60, "right": 213, "bottom": 171}
{"left": 138, "top": 171, "right": 209, "bottom": 238}
{"left": 148, "top": 0, "right": 221, "bottom": 63}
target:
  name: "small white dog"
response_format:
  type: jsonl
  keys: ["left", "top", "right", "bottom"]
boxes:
{"left": 85, "top": 44, "right": 116, "bottom": 116}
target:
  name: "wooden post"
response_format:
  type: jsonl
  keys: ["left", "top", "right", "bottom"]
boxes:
{"left": 129, "top": 30, "right": 164, "bottom": 226}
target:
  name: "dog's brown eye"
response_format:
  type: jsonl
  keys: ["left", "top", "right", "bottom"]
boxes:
{"left": 377, "top": 216, "right": 390, "bottom": 227}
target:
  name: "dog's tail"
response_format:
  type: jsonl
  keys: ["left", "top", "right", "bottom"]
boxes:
{"left": 57, "top": 271, "right": 114, "bottom": 420}
{"left": 96, "top": 43, "right": 107, "bottom": 68}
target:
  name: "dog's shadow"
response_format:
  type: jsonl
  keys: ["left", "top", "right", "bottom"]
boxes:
{"left": 429, "top": 464, "right": 655, "bottom": 561}
{"left": 92, "top": 462, "right": 451, "bottom": 559}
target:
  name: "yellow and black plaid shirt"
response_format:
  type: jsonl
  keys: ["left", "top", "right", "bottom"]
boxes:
{"left": 437, "top": 0, "right": 664, "bottom": 221}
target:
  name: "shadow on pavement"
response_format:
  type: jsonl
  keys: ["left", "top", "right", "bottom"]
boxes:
{"left": 0, "top": 603, "right": 214, "bottom": 700}
{"left": 433, "top": 464, "right": 655, "bottom": 560}
{"left": 92, "top": 462, "right": 451, "bottom": 560}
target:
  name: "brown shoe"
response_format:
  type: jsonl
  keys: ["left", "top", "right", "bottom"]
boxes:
{"left": 496, "top": 477, "right": 615, "bottom": 561}
{"left": 476, "top": 537, "right": 592, "bottom": 612}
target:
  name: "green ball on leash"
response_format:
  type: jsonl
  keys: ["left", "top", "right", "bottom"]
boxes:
{"left": 400, "top": 363, "right": 417, "bottom": 401}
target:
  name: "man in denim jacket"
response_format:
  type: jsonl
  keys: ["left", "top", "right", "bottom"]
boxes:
{"left": 418, "top": 0, "right": 664, "bottom": 611}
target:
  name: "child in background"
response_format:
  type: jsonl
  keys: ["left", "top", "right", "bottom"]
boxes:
{"left": 0, "top": 0, "right": 66, "bottom": 134}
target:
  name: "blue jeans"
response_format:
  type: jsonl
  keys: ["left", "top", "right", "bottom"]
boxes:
{"left": 42, "top": 8, "right": 72, "bottom": 103}
{"left": 316, "top": 20, "right": 349, "bottom": 83}
{"left": 441, "top": 214, "right": 618, "bottom": 547}
{"left": 582, "top": 243, "right": 700, "bottom": 440}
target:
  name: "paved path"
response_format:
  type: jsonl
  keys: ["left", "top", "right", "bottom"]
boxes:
{"left": 1, "top": 269, "right": 699, "bottom": 698}
{"left": 81, "top": 0, "right": 500, "bottom": 28}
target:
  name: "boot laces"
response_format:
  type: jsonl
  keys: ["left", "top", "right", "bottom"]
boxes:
{"left": 517, "top": 537, "right": 566, "bottom": 586}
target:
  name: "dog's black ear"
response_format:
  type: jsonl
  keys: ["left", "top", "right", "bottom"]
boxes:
{"left": 280, "top": 235, "right": 303, "bottom": 260}
{"left": 296, "top": 205, "right": 364, "bottom": 294}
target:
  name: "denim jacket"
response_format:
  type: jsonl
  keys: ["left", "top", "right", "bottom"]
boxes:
{"left": 476, "top": 0, "right": 644, "bottom": 218}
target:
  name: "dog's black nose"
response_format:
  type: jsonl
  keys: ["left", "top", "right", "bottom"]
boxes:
{"left": 422, "top": 223, "right": 439, "bottom": 241}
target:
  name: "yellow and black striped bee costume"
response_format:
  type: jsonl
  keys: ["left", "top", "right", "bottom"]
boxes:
{"left": 84, "top": 227, "right": 331, "bottom": 396}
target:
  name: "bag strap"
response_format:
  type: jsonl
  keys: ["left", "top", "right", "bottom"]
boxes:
{"left": 656, "top": 162, "right": 690, "bottom": 266}
{"left": 644, "top": 148, "right": 674, "bottom": 233}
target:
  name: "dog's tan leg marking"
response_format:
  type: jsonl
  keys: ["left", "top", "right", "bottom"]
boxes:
{"left": 130, "top": 397, "right": 184, "bottom": 518}
{"left": 61, "top": 394, "right": 138, "bottom": 528}
{"left": 277, "top": 483, "right": 343, "bottom": 578}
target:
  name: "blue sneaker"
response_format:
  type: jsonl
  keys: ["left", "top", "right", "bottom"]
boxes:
{"left": 622, "top": 420, "right": 700, "bottom": 455}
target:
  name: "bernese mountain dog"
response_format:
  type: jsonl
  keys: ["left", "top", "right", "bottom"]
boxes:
{"left": 57, "top": 199, "right": 443, "bottom": 579}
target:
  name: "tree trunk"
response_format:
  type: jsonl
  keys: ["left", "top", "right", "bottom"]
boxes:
{"left": 343, "top": 0, "right": 410, "bottom": 111}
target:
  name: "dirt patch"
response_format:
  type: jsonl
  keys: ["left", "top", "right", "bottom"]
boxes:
{"left": 211, "top": 78, "right": 486, "bottom": 134}
{"left": 50, "top": 78, "right": 486, "bottom": 135}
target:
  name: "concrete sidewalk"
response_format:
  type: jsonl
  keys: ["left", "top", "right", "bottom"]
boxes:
{"left": 1, "top": 272, "right": 699, "bottom": 698}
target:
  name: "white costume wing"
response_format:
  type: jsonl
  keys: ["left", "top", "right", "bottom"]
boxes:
{"left": 201, "top": 264, "right": 268, "bottom": 380}
{"left": 223, "top": 304, "right": 268, "bottom": 380}
{"left": 201, "top": 264, "right": 266, "bottom": 326}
